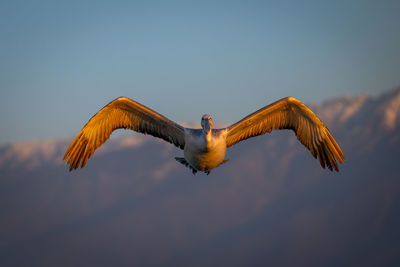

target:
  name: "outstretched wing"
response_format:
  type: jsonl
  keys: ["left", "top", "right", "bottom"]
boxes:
{"left": 64, "top": 97, "right": 186, "bottom": 170}
{"left": 225, "top": 97, "right": 345, "bottom": 171}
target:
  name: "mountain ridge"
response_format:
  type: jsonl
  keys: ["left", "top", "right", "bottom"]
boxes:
{"left": 1, "top": 88, "right": 400, "bottom": 266}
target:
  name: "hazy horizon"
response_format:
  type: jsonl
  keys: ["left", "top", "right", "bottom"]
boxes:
{"left": 0, "top": 87, "right": 396, "bottom": 147}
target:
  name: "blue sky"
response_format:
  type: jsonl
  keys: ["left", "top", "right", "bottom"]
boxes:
{"left": 1, "top": 0, "right": 400, "bottom": 145}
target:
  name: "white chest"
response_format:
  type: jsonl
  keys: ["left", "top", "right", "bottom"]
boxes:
{"left": 184, "top": 131, "right": 227, "bottom": 171}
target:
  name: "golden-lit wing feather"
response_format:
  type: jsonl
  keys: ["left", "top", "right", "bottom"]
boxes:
{"left": 225, "top": 97, "right": 345, "bottom": 171}
{"left": 63, "top": 97, "right": 185, "bottom": 171}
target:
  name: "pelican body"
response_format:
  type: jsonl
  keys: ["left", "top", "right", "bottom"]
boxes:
{"left": 182, "top": 122, "right": 228, "bottom": 174}
{"left": 64, "top": 97, "right": 345, "bottom": 174}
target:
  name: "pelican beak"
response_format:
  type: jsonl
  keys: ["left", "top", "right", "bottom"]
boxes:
{"left": 203, "top": 119, "right": 211, "bottom": 134}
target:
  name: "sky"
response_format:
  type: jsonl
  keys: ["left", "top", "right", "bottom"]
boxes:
{"left": 1, "top": 0, "right": 400, "bottom": 145}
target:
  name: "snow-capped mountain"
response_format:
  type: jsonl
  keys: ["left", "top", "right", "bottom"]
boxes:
{"left": 1, "top": 88, "right": 400, "bottom": 266}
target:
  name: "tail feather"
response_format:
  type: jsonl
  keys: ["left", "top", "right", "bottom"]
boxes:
{"left": 175, "top": 157, "right": 197, "bottom": 175}
{"left": 175, "top": 157, "right": 229, "bottom": 175}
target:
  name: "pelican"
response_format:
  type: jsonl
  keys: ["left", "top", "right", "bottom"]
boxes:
{"left": 64, "top": 97, "right": 345, "bottom": 174}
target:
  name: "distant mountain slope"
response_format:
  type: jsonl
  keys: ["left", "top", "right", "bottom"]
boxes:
{"left": 1, "top": 88, "right": 399, "bottom": 267}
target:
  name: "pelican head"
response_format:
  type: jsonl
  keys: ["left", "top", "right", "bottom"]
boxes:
{"left": 201, "top": 114, "right": 213, "bottom": 135}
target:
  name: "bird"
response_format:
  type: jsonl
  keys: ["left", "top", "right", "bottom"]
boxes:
{"left": 64, "top": 96, "right": 345, "bottom": 174}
